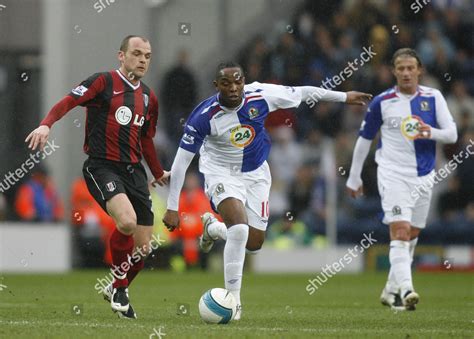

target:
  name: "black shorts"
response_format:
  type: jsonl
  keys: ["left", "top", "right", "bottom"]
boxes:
{"left": 82, "top": 157, "right": 154, "bottom": 226}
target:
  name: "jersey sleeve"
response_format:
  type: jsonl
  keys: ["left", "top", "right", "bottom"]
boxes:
{"left": 253, "top": 82, "right": 303, "bottom": 112}
{"left": 178, "top": 110, "right": 211, "bottom": 154}
{"left": 40, "top": 73, "right": 107, "bottom": 128}
{"left": 430, "top": 89, "right": 457, "bottom": 143}
{"left": 68, "top": 72, "right": 107, "bottom": 106}
{"left": 359, "top": 97, "right": 382, "bottom": 140}
{"left": 434, "top": 90, "right": 455, "bottom": 129}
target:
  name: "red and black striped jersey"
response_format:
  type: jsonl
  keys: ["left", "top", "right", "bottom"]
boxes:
{"left": 41, "top": 69, "right": 164, "bottom": 178}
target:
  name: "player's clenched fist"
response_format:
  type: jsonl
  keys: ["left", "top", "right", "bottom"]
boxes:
{"left": 162, "top": 209, "right": 180, "bottom": 231}
{"left": 25, "top": 125, "right": 50, "bottom": 151}
{"left": 417, "top": 121, "right": 431, "bottom": 139}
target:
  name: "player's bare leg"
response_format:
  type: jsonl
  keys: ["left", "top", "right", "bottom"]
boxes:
{"left": 217, "top": 198, "right": 249, "bottom": 320}
{"left": 105, "top": 193, "right": 138, "bottom": 313}
{"left": 246, "top": 226, "right": 265, "bottom": 254}
{"left": 129, "top": 225, "right": 153, "bottom": 283}
{"left": 388, "top": 221, "right": 419, "bottom": 310}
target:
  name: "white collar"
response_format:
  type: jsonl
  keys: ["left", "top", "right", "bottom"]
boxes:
{"left": 116, "top": 69, "right": 141, "bottom": 90}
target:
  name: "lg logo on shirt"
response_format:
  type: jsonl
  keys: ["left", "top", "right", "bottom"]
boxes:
{"left": 115, "top": 106, "right": 144, "bottom": 126}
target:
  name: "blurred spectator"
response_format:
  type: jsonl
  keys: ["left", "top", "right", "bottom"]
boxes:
{"left": 368, "top": 25, "right": 391, "bottom": 66}
{"left": 70, "top": 177, "right": 115, "bottom": 267}
{"left": 446, "top": 81, "right": 474, "bottom": 127}
{"left": 269, "top": 32, "right": 306, "bottom": 84}
{"left": 268, "top": 126, "right": 303, "bottom": 185}
{"left": 14, "top": 167, "right": 63, "bottom": 222}
{"left": 168, "top": 171, "right": 215, "bottom": 267}
{"left": 238, "top": 35, "right": 271, "bottom": 83}
{"left": 0, "top": 193, "right": 6, "bottom": 221}
{"left": 437, "top": 177, "right": 463, "bottom": 221}
{"left": 267, "top": 218, "right": 311, "bottom": 248}
{"left": 161, "top": 49, "right": 197, "bottom": 142}
{"left": 456, "top": 129, "right": 474, "bottom": 206}
{"left": 417, "top": 27, "right": 455, "bottom": 70}
{"left": 288, "top": 163, "right": 316, "bottom": 219}
{"left": 301, "top": 164, "right": 326, "bottom": 235}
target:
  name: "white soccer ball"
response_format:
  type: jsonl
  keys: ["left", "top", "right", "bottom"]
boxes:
{"left": 198, "top": 288, "right": 237, "bottom": 324}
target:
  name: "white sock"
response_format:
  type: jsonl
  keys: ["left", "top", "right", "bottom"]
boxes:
{"left": 224, "top": 224, "right": 248, "bottom": 305}
{"left": 208, "top": 220, "right": 227, "bottom": 241}
{"left": 409, "top": 237, "right": 418, "bottom": 263}
{"left": 386, "top": 238, "right": 418, "bottom": 293}
{"left": 389, "top": 240, "right": 413, "bottom": 296}
{"left": 385, "top": 267, "right": 398, "bottom": 294}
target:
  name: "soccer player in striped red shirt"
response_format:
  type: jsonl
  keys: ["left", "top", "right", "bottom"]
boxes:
{"left": 25, "top": 35, "right": 169, "bottom": 319}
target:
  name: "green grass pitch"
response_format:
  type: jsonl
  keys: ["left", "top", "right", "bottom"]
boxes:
{"left": 0, "top": 271, "right": 472, "bottom": 338}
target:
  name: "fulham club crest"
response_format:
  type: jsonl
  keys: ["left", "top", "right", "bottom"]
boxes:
{"left": 143, "top": 93, "right": 149, "bottom": 108}
{"left": 106, "top": 181, "right": 117, "bottom": 192}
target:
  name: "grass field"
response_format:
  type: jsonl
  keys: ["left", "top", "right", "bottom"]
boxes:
{"left": 0, "top": 270, "right": 472, "bottom": 338}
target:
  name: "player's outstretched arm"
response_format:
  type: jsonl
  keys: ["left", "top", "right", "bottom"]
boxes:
{"left": 345, "top": 91, "right": 373, "bottom": 105}
{"left": 25, "top": 74, "right": 106, "bottom": 151}
{"left": 162, "top": 147, "right": 195, "bottom": 231}
{"left": 346, "top": 137, "right": 372, "bottom": 198}
{"left": 296, "top": 86, "right": 372, "bottom": 106}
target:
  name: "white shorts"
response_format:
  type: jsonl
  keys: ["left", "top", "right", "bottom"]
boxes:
{"left": 202, "top": 161, "right": 272, "bottom": 231}
{"left": 377, "top": 167, "right": 434, "bottom": 228}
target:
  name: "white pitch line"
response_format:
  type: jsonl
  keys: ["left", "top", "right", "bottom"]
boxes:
{"left": 0, "top": 320, "right": 149, "bottom": 329}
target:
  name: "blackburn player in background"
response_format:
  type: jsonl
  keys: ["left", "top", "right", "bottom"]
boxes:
{"left": 162, "top": 61, "right": 372, "bottom": 320}
{"left": 25, "top": 35, "right": 170, "bottom": 319}
{"left": 346, "top": 48, "right": 457, "bottom": 311}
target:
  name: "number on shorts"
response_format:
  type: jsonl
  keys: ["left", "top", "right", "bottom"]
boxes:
{"left": 261, "top": 201, "right": 269, "bottom": 218}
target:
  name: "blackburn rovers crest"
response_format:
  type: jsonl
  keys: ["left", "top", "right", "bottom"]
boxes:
{"left": 420, "top": 100, "right": 429, "bottom": 111}
{"left": 248, "top": 107, "right": 259, "bottom": 119}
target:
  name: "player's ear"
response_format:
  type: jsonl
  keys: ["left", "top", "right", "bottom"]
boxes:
{"left": 213, "top": 80, "right": 218, "bottom": 90}
{"left": 117, "top": 51, "right": 125, "bottom": 64}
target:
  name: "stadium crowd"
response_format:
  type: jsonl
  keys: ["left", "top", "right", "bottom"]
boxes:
{"left": 4, "top": 0, "right": 473, "bottom": 266}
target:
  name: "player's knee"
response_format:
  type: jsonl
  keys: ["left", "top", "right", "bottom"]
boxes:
{"left": 116, "top": 212, "right": 137, "bottom": 234}
{"left": 390, "top": 222, "right": 411, "bottom": 241}
{"left": 135, "top": 242, "right": 151, "bottom": 259}
{"left": 246, "top": 238, "right": 264, "bottom": 252}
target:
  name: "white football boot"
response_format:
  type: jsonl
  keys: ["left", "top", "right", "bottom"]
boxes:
{"left": 199, "top": 212, "right": 218, "bottom": 253}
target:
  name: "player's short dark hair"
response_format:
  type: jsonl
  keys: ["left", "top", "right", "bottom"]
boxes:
{"left": 391, "top": 48, "right": 422, "bottom": 68}
{"left": 120, "top": 35, "right": 149, "bottom": 52}
{"left": 215, "top": 61, "right": 244, "bottom": 79}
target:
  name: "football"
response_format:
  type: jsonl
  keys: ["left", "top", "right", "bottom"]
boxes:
{"left": 198, "top": 288, "right": 237, "bottom": 324}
